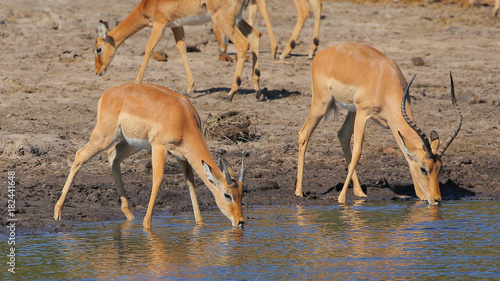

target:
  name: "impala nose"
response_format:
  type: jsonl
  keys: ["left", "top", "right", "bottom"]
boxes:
{"left": 237, "top": 220, "right": 244, "bottom": 228}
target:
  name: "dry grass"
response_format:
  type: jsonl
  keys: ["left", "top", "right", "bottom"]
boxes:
{"left": 203, "top": 111, "right": 256, "bottom": 143}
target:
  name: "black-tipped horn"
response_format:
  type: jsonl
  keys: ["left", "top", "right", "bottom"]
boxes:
{"left": 220, "top": 158, "right": 234, "bottom": 186}
{"left": 437, "top": 72, "right": 463, "bottom": 156}
{"left": 238, "top": 156, "right": 245, "bottom": 183}
{"left": 401, "top": 75, "right": 433, "bottom": 157}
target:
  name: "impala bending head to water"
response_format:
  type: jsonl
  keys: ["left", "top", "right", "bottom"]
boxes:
{"left": 296, "top": 43, "right": 462, "bottom": 204}
{"left": 54, "top": 83, "right": 245, "bottom": 229}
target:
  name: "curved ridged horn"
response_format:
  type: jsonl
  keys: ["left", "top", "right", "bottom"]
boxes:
{"left": 437, "top": 72, "right": 463, "bottom": 156}
{"left": 220, "top": 158, "right": 234, "bottom": 186}
{"left": 238, "top": 156, "right": 245, "bottom": 183}
{"left": 401, "top": 75, "right": 433, "bottom": 157}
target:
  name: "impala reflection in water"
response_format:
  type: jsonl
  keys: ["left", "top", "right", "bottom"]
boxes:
{"left": 17, "top": 201, "right": 500, "bottom": 280}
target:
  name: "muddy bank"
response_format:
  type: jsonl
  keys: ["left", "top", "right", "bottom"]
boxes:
{"left": 0, "top": 0, "right": 499, "bottom": 232}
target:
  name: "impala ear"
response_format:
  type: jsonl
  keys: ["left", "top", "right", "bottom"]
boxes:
{"left": 398, "top": 131, "right": 418, "bottom": 162}
{"left": 220, "top": 158, "right": 234, "bottom": 186}
{"left": 98, "top": 20, "right": 109, "bottom": 40}
{"left": 238, "top": 156, "right": 245, "bottom": 183}
{"left": 430, "top": 130, "right": 440, "bottom": 154}
{"left": 203, "top": 160, "right": 219, "bottom": 186}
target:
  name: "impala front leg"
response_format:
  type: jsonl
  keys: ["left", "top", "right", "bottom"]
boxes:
{"left": 280, "top": 0, "right": 310, "bottom": 60}
{"left": 338, "top": 112, "right": 368, "bottom": 203}
{"left": 253, "top": 0, "right": 277, "bottom": 59}
{"left": 308, "top": 0, "right": 322, "bottom": 58}
{"left": 143, "top": 145, "right": 167, "bottom": 230}
{"left": 177, "top": 159, "right": 204, "bottom": 225}
{"left": 135, "top": 22, "right": 167, "bottom": 84}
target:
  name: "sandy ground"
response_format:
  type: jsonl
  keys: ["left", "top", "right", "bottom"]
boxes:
{"left": 0, "top": 0, "right": 499, "bottom": 232}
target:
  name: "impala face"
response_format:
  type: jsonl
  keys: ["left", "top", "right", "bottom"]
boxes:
{"left": 401, "top": 137, "right": 443, "bottom": 205}
{"left": 399, "top": 74, "right": 461, "bottom": 205}
{"left": 203, "top": 159, "right": 245, "bottom": 227}
{"left": 94, "top": 21, "right": 116, "bottom": 77}
{"left": 214, "top": 180, "right": 245, "bottom": 227}
{"left": 410, "top": 156, "right": 442, "bottom": 205}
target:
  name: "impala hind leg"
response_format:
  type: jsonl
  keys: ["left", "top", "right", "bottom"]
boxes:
{"left": 338, "top": 112, "right": 369, "bottom": 203}
{"left": 107, "top": 140, "right": 142, "bottom": 221}
{"left": 172, "top": 27, "right": 195, "bottom": 96}
{"left": 338, "top": 111, "right": 367, "bottom": 198}
{"left": 54, "top": 132, "right": 116, "bottom": 220}
{"left": 143, "top": 145, "right": 167, "bottom": 230}
{"left": 236, "top": 19, "right": 261, "bottom": 100}
{"left": 177, "top": 158, "right": 204, "bottom": 225}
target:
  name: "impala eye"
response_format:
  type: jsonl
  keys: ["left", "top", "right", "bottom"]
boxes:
{"left": 224, "top": 193, "right": 232, "bottom": 200}
{"left": 96, "top": 48, "right": 102, "bottom": 55}
{"left": 420, "top": 167, "right": 428, "bottom": 175}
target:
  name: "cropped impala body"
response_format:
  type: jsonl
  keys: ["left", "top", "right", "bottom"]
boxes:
{"left": 215, "top": 0, "right": 322, "bottom": 60}
{"left": 94, "top": 0, "right": 261, "bottom": 100}
{"left": 296, "top": 43, "right": 462, "bottom": 204}
{"left": 54, "top": 84, "right": 245, "bottom": 229}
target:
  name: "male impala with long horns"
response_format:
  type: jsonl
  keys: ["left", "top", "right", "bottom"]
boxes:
{"left": 94, "top": 0, "right": 261, "bottom": 101}
{"left": 296, "top": 43, "right": 462, "bottom": 204}
{"left": 54, "top": 84, "right": 245, "bottom": 229}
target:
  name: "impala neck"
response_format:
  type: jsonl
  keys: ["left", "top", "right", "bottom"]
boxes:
{"left": 109, "top": 7, "right": 148, "bottom": 47}
{"left": 184, "top": 137, "right": 226, "bottom": 191}
{"left": 387, "top": 102, "right": 427, "bottom": 154}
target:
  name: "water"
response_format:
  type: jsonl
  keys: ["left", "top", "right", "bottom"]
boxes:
{"left": 4, "top": 201, "right": 499, "bottom": 280}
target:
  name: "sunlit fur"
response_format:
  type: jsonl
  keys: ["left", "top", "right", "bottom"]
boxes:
{"left": 296, "top": 43, "right": 461, "bottom": 205}
{"left": 54, "top": 84, "right": 245, "bottom": 228}
{"left": 92, "top": 0, "right": 261, "bottom": 99}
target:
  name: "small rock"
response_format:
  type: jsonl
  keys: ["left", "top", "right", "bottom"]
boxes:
{"left": 152, "top": 50, "right": 168, "bottom": 61}
{"left": 411, "top": 57, "right": 425, "bottom": 66}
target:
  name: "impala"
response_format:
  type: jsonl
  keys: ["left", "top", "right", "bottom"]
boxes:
{"left": 295, "top": 43, "right": 462, "bottom": 204}
{"left": 94, "top": 0, "right": 261, "bottom": 101}
{"left": 53, "top": 84, "right": 245, "bottom": 229}
{"left": 215, "top": 0, "right": 322, "bottom": 60}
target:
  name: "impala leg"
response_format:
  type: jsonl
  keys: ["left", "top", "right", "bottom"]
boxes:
{"left": 236, "top": 19, "right": 261, "bottom": 99}
{"left": 254, "top": 0, "right": 278, "bottom": 58}
{"left": 177, "top": 158, "right": 204, "bottom": 225}
{"left": 248, "top": 0, "right": 258, "bottom": 25}
{"left": 54, "top": 132, "right": 116, "bottom": 220}
{"left": 494, "top": 0, "right": 499, "bottom": 17}
{"left": 280, "top": 0, "right": 310, "bottom": 60}
{"left": 307, "top": 0, "right": 322, "bottom": 58}
{"left": 107, "top": 140, "right": 141, "bottom": 221}
{"left": 213, "top": 23, "right": 228, "bottom": 54}
{"left": 338, "top": 111, "right": 367, "bottom": 197}
{"left": 338, "top": 113, "right": 368, "bottom": 203}
{"left": 212, "top": 18, "right": 248, "bottom": 100}
{"left": 296, "top": 98, "right": 329, "bottom": 197}
{"left": 171, "top": 27, "right": 195, "bottom": 96}
{"left": 135, "top": 22, "right": 167, "bottom": 84}
{"left": 143, "top": 145, "right": 167, "bottom": 230}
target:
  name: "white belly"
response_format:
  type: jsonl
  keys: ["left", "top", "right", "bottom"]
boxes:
{"left": 166, "top": 13, "right": 211, "bottom": 27}
{"left": 337, "top": 101, "right": 357, "bottom": 112}
{"left": 122, "top": 131, "right": 152, "bottom": 151}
